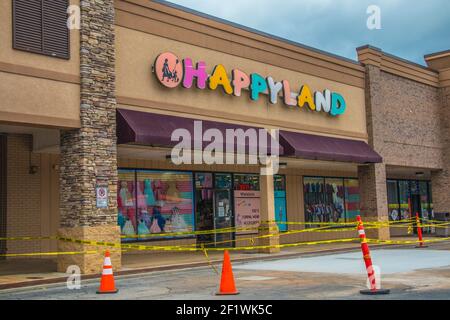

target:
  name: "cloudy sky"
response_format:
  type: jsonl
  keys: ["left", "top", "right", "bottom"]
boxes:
{"left": 162, "top": 0, "right": 450, "bottom": 66}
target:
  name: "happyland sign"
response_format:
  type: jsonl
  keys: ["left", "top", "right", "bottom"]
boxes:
{"left": 153, "top": 52, "right": 346, "bottom": 117}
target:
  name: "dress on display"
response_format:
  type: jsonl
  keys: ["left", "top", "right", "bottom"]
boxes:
{"left": 138, "top": 219, "right": 150, "bottom": 235}
{"left": 119, "top": 182, "right": 134, "bottom": 207}
{"left": 144, "top": 179, "right": 156, "bottom": 206}
{"left": 122, "top": 219, "right": 135, "bottom": 236}
{"left": 117, "top": 210, "right": 125, "bottom": 230}
{"left": 137, "top": 182, "right": 147, "bottom": 209}
{"left": 166, "top": 180, "right": 180, "bottom": 200}
{"left": 171, "top": 207, "right": 188, "bottom": 231}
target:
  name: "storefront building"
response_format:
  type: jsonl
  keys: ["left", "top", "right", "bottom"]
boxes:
{"left": 0, "top": 0, "right": 449, "bottom": 273}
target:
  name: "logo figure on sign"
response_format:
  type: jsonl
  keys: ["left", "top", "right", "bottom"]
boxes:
{"left": 154, "top": 52, "right": 183, "bottom": 88}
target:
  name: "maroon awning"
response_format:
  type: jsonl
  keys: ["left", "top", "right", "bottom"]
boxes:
{"left": 279, "top": 130, "right": 382, "bottom": 163}
{"left": 117, "top": 109, "right": 382, "bottom": 164}
{"left": 117, "top": 109, "right": 282, "bottom": 155}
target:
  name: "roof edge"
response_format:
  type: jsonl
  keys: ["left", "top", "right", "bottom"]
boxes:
{"left": 152, "top": 0, "right": 362, "bottom": 67}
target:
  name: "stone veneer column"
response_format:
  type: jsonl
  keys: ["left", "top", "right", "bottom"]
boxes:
{"left": 357, "top": 47, "right": 390, "bottom": 240}
{"left": 58, "top": 0, "right": 120, "bottom": 274}
{"left": 258, "top": 166, "right": 280, "bottom": 253}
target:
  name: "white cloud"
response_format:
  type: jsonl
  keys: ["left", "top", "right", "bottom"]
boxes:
{"left": 163, "top": 0, "right": 450, "bottom": 65}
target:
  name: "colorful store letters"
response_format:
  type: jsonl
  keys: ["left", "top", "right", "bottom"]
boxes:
{"left": 154, "top": 52, "right": 346, "bottom": 117}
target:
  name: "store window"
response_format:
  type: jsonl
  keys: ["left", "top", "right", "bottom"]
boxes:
{"left": 303, "top": 177, "right": 359, "bottom": 226}
{"left": 118, "top": 169, "right": 195, "bottom": 241}
{"left": 398, "top": 180, "right": 411, "bottom": 220}
{"left": 274, "top": 175, "right": 287, "bottom": 231}
{"left": 387, "top": 180, "right": 400, "bottom": 221}
{"left": 344, "top": 179, "right": 360, "bottom": 221}
{"left": 386, "top": 179, "right": 433, "bottom": 226}
{"left": 233, "top": 174, "right": 260, "bottom": 190}
{"left": 303, "top": 177, "right": 325, "bottom": 225}
{"left": 117, "top": 170, "right": 136, "bottom": 240}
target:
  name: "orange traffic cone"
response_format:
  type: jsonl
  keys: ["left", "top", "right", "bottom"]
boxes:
{"left": 96, "top": 250, "right": 118, "bottom": 294}
{"left": 216, "top": 250, "right": 239, "bottom": 295}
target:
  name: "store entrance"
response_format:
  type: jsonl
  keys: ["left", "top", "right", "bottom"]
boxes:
{"left": 195, "top": 173, "right": 234, "bottom": 248}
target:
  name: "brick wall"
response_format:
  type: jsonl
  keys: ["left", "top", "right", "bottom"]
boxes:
{"left": 377, "top": 71, "right": 442, "bottom": 168}
{"left": 6, "top": 134, "right": 41, "bottom": 254}
{"left": 431, "top": 86, "right": 450, "bottom": 214}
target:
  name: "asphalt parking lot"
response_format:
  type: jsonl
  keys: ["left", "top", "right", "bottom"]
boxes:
{"left": 1, "top": 247, "right": 450, "bottom": 300}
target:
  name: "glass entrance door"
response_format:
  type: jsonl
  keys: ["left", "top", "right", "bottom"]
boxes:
{"left": 214, "top": 189, "right": 233, "bottom": 247}
{"left": 195, "top": 173, "right": 214, "bottom": 247}
{"left": 195, "top": 173, "right": 234, "bottom": 247}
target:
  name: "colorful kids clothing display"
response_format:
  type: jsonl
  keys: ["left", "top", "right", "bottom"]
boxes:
{"left": 152, "top": 180, "right": 164, "bottom": 201}
{"left": 166, "top": 180, "right": 180, "bottom": 200}
{"left": 150, "top": 207, "right": 166, "bottom": 233}
{"left": 149, "top": 219, "right": 161, "bottom": 233}
{"left": 137, "top": 182, "right": 147, "bottom": 209}
{"left": 170, "top": 206, "right": 188, "bottom": 231}
{"left": 117, "top": 209, "right": 126, "bottom": 230}
{"left": 137, "top": 219, "right": 150, "bottom": 235}
{"left": 139, "top": 210, "right": 152, "bottom": 227}
{"left": 119, "top": 181, "right": 134, "bottom": 207}
{"left": 144, "top": 179, "right": 156, "bottom": 206}
{"left": 122, "top": 218, "right": 135, "bottom": 236}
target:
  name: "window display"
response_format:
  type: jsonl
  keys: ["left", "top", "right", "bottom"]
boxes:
{"left": 398, "top": 180, "right": 411, "bottom": 220}
{"left": 117, "top": 170, "right": 137, "bottom": 240}
{"left": 118, "top": 169, "right": 195, "bottom": 240}
{"left": 344, "top": 179, "right": 360, "bottom": 221}
{"left": 303, "top": 176, "right": 360, "bottom": 226}
{"left": 386, "top": 179, "right": 433, "bottom": 231}
{"left": 304, "top": 177, "right": 325, "bottom": 225}
{"left": 387, "top": 180, "right": 400, "bottom": 221}
{"left": 274, "top": 175, "right": 287, "bottom": 232}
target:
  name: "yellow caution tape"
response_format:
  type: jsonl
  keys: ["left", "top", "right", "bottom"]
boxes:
{"left": 201, "top": 245, "right": 219, "bottom": 275}
{"left": 0, "top": 250, "right": 98, "bottom": 258}
{"left": 0, "top": 236, "right": 58, "bottom": 241}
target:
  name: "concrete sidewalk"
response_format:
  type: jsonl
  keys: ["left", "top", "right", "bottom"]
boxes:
{"left": 0, "top": 236, "right": 446, "bottom": 290}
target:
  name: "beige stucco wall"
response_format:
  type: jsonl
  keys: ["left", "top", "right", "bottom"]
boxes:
{"left": 0, "top": 72, "right": 80, "bottom": 127}
{"left": 0, "top": 0, "right": 80, "bottom": 75}
{"left": 0, "top": 0, "right": 80, "bottom": 128}
{"left": 116, "top": 27, "right": 367, "bottom": 140}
